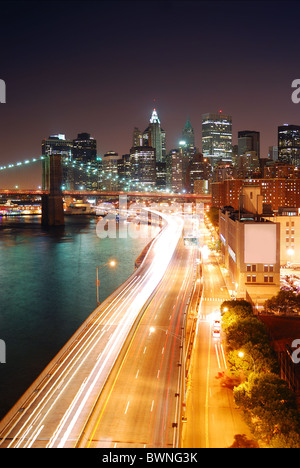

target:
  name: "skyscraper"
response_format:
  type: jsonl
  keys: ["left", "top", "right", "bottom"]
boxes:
{"left": 42, "top": 134, "right": 73, "bottom": 190}
{"left": 143, "top": 108, "right": 166, "bottom": 163}
{"left": 182, "top": 116, "right": 195, "bottom": 148}
{"left": 72, "top": 133, "right": 98, "bottom": 190}
{"left": 202, "top": 112, "right": 232, "bottom": 166}
{"left": 278, "top": 124, "right": 300, "bottom": 167}
{"left": 168, "top": 148, "right": 184, "bottom": 193}
{"left": 101, "top": 151, "right": 121, "bottom": 191}
{"left": 133, "top": 127, "right": 143, "bottom": 147}
{"left": 73, "top": 133, "right": 97, "bottom": 163}
{"left": 129, "top": 146, "right": 156, "bottom": 187}
{"left": 238, "top": 130, "right": 260, "bottom": 157}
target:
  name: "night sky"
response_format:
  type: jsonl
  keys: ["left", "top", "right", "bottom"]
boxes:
{"left": 0, "top": 0, "right": 300, "bottom": 187}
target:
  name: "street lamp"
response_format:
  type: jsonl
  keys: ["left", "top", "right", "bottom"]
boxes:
{"left": 238, "top": 351, "right": 256, "bottom": 373}
{"left": 96, "top": 260, "right": 117, "bottom": 305}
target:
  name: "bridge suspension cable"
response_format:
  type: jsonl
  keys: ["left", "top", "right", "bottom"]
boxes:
{"left": 0, "top": 155, "right": 169, "bottom": 194}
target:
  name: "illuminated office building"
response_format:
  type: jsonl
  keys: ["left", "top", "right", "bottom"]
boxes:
{"left": 102, "top": 151, "right": 121, "bottom": 191}
{"left": 143, "top": 109, "right": 166, "bottom": 163}
{"left": 133, "top": 127, "right": 143, "bottom": 147}
{"left": 168, "top": 148, "right": 184, "bottom": 193}
{"left": 129, "top": 146, "right": 156, "bottom": 187}
{"left": 219, "top": 186, "right": 280, "bottom": 308}
{"left": 42, "top": 133, "right": 73, "bottom": 190}
{"left": 72, "top": 133, "right": 98, "bottom": 190}
{"left": 238, "top": 130, "right": 260, "bottom": 157}
{"left": 278, "top": 124, "right": 300, "bottom": 167}
{"left": 202, "top": 112, "right": 232, "bottom": 165}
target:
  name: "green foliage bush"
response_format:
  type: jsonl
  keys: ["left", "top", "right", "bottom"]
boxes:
{"left": 221, "top": 299, "right": 300, "bottom": 447}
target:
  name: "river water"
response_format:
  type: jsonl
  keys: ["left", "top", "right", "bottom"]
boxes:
{"left": 0, "top": 215, "right": 157, "bottom": 420}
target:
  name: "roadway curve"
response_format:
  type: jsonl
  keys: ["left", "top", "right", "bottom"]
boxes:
{"left": 77, "top": 233, "right": 197, "bottom": 448}
{"left": 0, "top": 211, "right": 185, "bottom": 448}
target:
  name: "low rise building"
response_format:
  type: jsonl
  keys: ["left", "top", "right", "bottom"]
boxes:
{"left": 219, "top": 187, "right": 280, "bottom": 309}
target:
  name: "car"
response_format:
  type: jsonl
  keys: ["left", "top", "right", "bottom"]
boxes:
{"left": 213, "top": 319, "right": 221, "bottom": 328}
{"left": 212, "top": 328, "right": 220, "bottom": 338}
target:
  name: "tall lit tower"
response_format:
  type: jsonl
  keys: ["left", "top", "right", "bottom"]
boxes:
{"left": 202, "top": 111, "right": 232, "bottom": 166}
{"left": 182, "top": 116, "right": 195, "bottom": 148}
{"left": 143, "top": 108, "right": 166, "bottom": 162}
{"left": 278, "top": 124, "right": 300, "bottom": 167}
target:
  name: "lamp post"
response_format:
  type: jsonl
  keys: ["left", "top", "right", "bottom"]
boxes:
{"left": 238, "top": 351, "right": 256, "bottom": 373}
{"left": 96, "top": 260, "right": 116, "bottom": 306}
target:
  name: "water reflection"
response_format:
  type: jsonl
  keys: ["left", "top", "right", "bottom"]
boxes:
{"left": 0, "top": 215, "right": 153, "bottom": 419}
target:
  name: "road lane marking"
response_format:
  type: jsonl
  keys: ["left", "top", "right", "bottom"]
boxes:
{"left": 205, "top": 323, "right": 211, "bottom": 449}
{"left": 215, "top": 343, "right": 221, "bottom": 368}
{"left": 220, "top": 344, "right": 227, "bottom": 369}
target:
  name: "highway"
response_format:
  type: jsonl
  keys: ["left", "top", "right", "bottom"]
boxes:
{"left": 77, "top": 235, "right": 197, "bottom": 448}
{"left": 0, "top": 211, "right": 186, "bottom": 448}
{"left": 182, "top": 219, "right": 252, "bottom": 448}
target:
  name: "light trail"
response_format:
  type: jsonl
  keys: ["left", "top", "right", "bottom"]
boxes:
{"left": 0, "top": 210, "right": 184, "bottom": 448}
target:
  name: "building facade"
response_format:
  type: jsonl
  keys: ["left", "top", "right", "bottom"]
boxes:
{"left": 143, "top": 109, "right": 166, "bottom": 163}
{"left": 129, "top": 146, "right": 156, "bottom": 187}
{"left": 237, "top": 130, "right": 260, "bottom": 157}
{"left": 72, "top": 133, "right": 98, "bottom": 190}
{"left": 202, "top": 112, "right": 232, "bottom": 166}
{"left": 212, "top": 178, "right": 300, "bottom": 212}
{"left": 182, "top": 116, "right": 195, "bottom": 148}
{"left": 278, "top": 124, "right": 300, "bottom": 167}
{"left": 42, "top": 134, "right": 73, "bottom": 190}
{"left": 219, "top": 189, "right": 280, "bottom": 308}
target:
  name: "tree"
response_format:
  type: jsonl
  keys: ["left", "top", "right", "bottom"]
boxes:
{"left": 234, "top": 373, "right": 300, "bottom": 444}
{"left": 225, "top": 317, "right": 269, "bottom": 351}
{"left": 207, "top": 206, "right": 219, "bottom": 228}
{"left": 264, "top": 290, "right": 300, "bottom": 315}
{"left": 228, "top": 342, "right": 279, "bottom": 377}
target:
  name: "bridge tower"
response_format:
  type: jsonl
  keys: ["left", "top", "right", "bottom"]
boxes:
{"left": 41, "top": 153, "right": 64, "bottom": 226}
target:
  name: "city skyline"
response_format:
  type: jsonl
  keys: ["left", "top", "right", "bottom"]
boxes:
{"left": 2, "top": 0, "right": 300, "bottom": 449}
{"left": 0, "top": 0, "right": 300, "bottom": 187}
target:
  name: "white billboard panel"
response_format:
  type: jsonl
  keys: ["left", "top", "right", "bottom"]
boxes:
{"left": 244, "top": 224, "right": 276, "bottom": 264}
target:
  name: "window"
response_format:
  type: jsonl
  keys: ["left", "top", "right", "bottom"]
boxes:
{"left": 252, "top": 275, "right": 256, "bottom": 283}
{"left": 247, "top": 275, "right": 251, "bottom": 283}
{"left": 264, "top": 276, "right": 268, "bottom": 283}
{"left": 269, "top": 276, "right": 273, "bottom": 283}
{"left": 247, "top": 265, "right": 251, "bottom": 272}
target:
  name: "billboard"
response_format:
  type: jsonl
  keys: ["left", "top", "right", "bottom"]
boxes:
{"left": 244, "top": 223, "right": 277, "bottom": 264}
